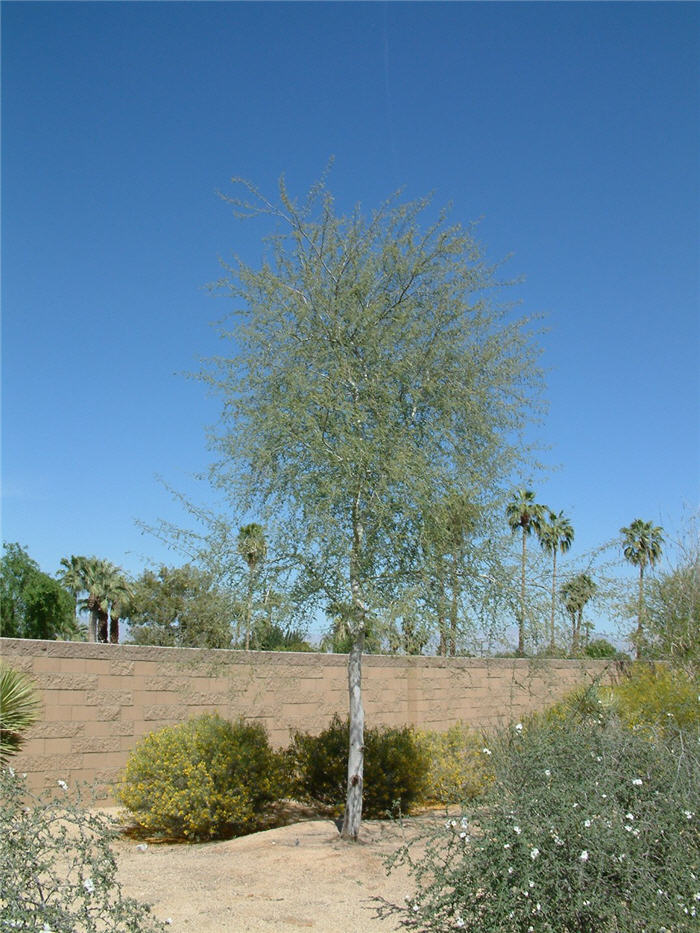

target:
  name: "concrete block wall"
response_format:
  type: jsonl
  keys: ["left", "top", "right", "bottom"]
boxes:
{"left": 0, "top": 638, "right": 616, "bottom": 801}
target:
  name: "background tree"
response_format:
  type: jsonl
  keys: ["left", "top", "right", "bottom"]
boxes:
{"left": 0, "top": 543, "right": 77, "bottom": 640}
{"left": 204, "top": 173, "right": 542, "bottom": 838}
{"left": 506, "top": 489, "right": 545, "bottom": 654}
{"left": 620, "top": 518, "right": 664, "bottom": 658}
{"left": 538, "top": 509, "right": 574, "bottom": 651}
{"left": 126, "top": 564, "right": 234, "bottom": 649}
{"left": 59, "top": 555, "right": 130, "bottom": 643}
{"left": 236, "top": 523, "right": 267, "bottom": 650}
{"left": 561, "top": 572, "right": 596, "bottom": 653}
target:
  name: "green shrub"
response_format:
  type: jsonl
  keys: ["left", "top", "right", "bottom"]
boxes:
{"left": 117, "top": 714, "right": 285, "bottom": 841}
{"left": 416, "top": 723, "right": 494, "bottom": 805}
{"left": 583, "top": 637, "right": 626, "bottom": 659}
{"left": 610, "top": 663, "right": 699, "bottom": 733}
{"left": 388, "top": 703, "right": 699, "bottom": 932}
{"left": 0, "top": 768, "right": 165, "bottom": 932}
{"left": 287, "top": 714, "right": 429, "bottom": 818}
{"left": 0, "top": 663, "right": 41, "bottom": 762}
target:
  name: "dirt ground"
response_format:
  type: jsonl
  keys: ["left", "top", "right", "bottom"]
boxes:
{"left": 113, "top": 808, "right": 437, "bottom": 933}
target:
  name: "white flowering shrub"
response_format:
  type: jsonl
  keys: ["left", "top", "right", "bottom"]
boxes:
{"left": 0, "top": 768, "right": 166, "bottom": 933}
{"left": 386, "top": 692, "right": 699, "bottom": 932}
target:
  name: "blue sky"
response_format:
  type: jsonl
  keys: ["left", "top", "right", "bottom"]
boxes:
{"left": 2, "top": 2, "right": 698, "bottom": 638}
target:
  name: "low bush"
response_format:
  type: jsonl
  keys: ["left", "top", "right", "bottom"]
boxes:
{"left": 416, "top": 722, "right": 493, "bottom": 805}
{"left": 388, "top": 698, "right": 699, "bottom": 932}
{"left": 610, "top": 663, "right": 699, "bottom": 734}
{"left": 287, "top": 715, "right": 429, "bottom": 818}
{"left": 0, "top": 768, "right": 165, "bottom": 932}
{"left": 117, "top": 714, "right": 285, "bottom": 841}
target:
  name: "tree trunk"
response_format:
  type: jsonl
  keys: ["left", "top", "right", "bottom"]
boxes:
{"left": 549, "top": 549, "right": 558, "bottom": 651}
{"left": 88, "top": 607, "right": 97, "bottom": 643}
{"left": 449, "top": 551, "right": 460, "bottom": 657}
{"left": 636, "top": 564, "right": 645, "bottom": 659}
{"left": 245, "top": 572, "right": 254, "bottom": 651}
{"left": 341, "top": 631, "right": 365, "bottom": 841}
{"left": 97, "top": 611, "right": 109, "bottom": 643}
{"left": 519, "top": 528, "right": 527, "bottom": 654}
{"left": 109, "top": 613, "right": 119, "bottom": 644}
{"left": 342, "top": 488, "right": 366, "bottom": 841}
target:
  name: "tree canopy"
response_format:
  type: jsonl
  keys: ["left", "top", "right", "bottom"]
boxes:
{"left": 202, "top": 172, "right": 543, "bottom": 837}
{"left": 0, "top": 543, "right": 77, "bottom": 641}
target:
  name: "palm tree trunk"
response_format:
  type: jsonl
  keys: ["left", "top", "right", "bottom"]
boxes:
{"left": 636, "top": 565, "right": 645, "bottom": 660}
{"left": 519, "top": 529, "right": 527, "bottom": 654}
{"left": 88, "top": 608, "right": 97, "bottom": 643}
{"left": 109, "top": 613, "right": 119, "bottom": 644}
{"left": 550, "top": 549, "right": 558, "bottom": 651}
{"left": 245, "top": 572, "right": 254, "bottom": 651}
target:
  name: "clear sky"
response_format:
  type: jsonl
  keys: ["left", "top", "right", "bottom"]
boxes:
{"left": 2, "top": 2, "right": 698, "bottom": 632}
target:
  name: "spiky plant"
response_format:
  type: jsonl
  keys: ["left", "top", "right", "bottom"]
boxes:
{"left": 0, "top": 664, "right": 40, "bottom": 762}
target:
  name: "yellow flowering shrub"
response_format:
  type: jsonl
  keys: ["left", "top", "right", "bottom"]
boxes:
{"left": 416, "top": 722, "right": 494, "bottom": 805}
{"left": 610, "top": 664, "right": 699, "bottom": 734}
{"left": 117, "top": 714, "right": 285, "bottom": 841}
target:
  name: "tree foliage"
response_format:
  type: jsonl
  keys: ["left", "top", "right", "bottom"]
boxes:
{"left": 620, "top": 519, "right": 664, "bottom": 658}
{"left": 203, "top": 171, "right": 543, "bottom": 837}
{"left": 126, "top": 564, "right": 234, "bottom": 649}
{"left": 0, "top": 542, "right": 77, "bottom": 640}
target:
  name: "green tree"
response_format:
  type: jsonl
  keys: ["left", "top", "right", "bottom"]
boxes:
{"left": 59, "top": 555, "right": 130, "bottom": 643}
{"left": 203, "top": 173, "right": 542, "bottom": 838}
{"left": 505, "top": 489, "right": 545, "bottom": 654}
{"left": 561, "top": 572, "right": 596, "bottom": 653}
{"left": 236, "top": 523, "right": 267, "bottom": 651}
{"left": 0, "top": 543, "right": 76, "bottom": 640}
{"left": 645, "top": 550, "right": 699, "bottom": 666}
{"left": 126, "top": 564, "right": 233, "bottom": 649}
{"left": 538, "top": 509, "right": 575, "bottom": 651}
{"left": 620, "top": 518, "right": 664, "bottom": 658}
{"left": 424, "top": 496, "right": 480, "bottom": 656}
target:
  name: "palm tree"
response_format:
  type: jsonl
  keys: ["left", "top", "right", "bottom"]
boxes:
{"left": 620, "top": 519, "right": 664, "bottom": 658}
{"left": 236, "top": 524, "right": 267, "bottom": 651}
{"left": 506, "top": 489, "right": 545, "bottom": 654}
{"left": 561, "top": 573, "right": 596, "bottom": 654}
{"left": 59, "top": 556, "right": 130, "bottom": 643}
{"left": 538, "top": 510, "right": 575, "bottom": 651}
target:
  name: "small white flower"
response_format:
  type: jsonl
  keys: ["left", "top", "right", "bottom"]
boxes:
{"left": 461, "top": 817, "right": 469, "bottom": 829}
{"left": 626, "top": 813, "right": 634, "bottom": 820}
{"left": 8, "top": 767, "right": 15, "bottom": 777}
{"left": 57, "top": 780, "right": 68, "bottom": 790}
{"left": 544, "top": 769, "right": 551, "bottom": 777}
{"left": 601, "top": 793, "right": 607, "bottom": 799}
{"left": 580, "top": 850, "right": 589, "bottom": 862}
{"left": 513, "top": 825, "right": 522, "bottom": 835}
{"left": 83, "top": 878, "right": 95, "bottom": 894}
{"left": 482, "top": 747, "right": 492, "bottom": 755}
{"left": 684, "top": 811, "right": 694, "bottom": 820}
{"left": 584, "top": 819, "right": 591, "bottom": 828}
{"left": 596, "top": 756, "right": 602, "bottom": 762}
{"left": 508, "top": 867, "right": 514, "bottom": 875}
{"left": 459, "top": 831, "right": 468, "bottom": 840}
{"left": 694, "top": 893, "right": 700, "bottom": 901}
{"left": 572, "top": 802, "right": 579, "bottom": 809}
{"left": 529, "top": 880, "right": 535, "bottom": 888}
{"left": 530, "top": 847, "right": 540, "bottom": 860}
{"left": 412, "top": 904, "right": 420, "bottom": 913}
{"left": 455, "top": 919, "right": 465, "bottom": 929}
{"left": 515, "top": 722, "right": 523, "bottom": 732}
{"left": 632, "top": 778, "right": 643, "bottom": 786}
{"left": 504, "top": 843, "right": 511, "bottom": 849}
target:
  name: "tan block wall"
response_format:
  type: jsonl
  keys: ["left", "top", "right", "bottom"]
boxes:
{"left": 1, "top": 638, "right": 617, "bottom": 801}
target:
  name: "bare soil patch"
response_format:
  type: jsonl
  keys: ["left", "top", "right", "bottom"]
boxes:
{"left": 112, "top": 806, "right": 439, "bottom": 932}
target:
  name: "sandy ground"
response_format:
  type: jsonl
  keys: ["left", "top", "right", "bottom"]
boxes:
{"left": 113, "top": 809, "right": 436, "bottom": 933}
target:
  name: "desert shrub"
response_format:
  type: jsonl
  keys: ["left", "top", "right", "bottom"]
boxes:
{"left": 610, "top": 663, "right": 699, "bottom": 734}
{"left": 416, "top": 723, "right": 494, "bottom": 805}
{"left": 287, "top": 715, "right": 429, "bottom": 818}
{"left": 0, "top": 663, "right": 41, "bottom": 762}
{"left": 0, "top": 768, "right": 165, "bottom": 932}
{"left": 387, "top": 702, "right": 699, "bottom": 932}
{"left": 117, "top": 714, "right": 285, "bottom": 841}
{"left": 583, "top": 637, "right": 626, "bottom": 659}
